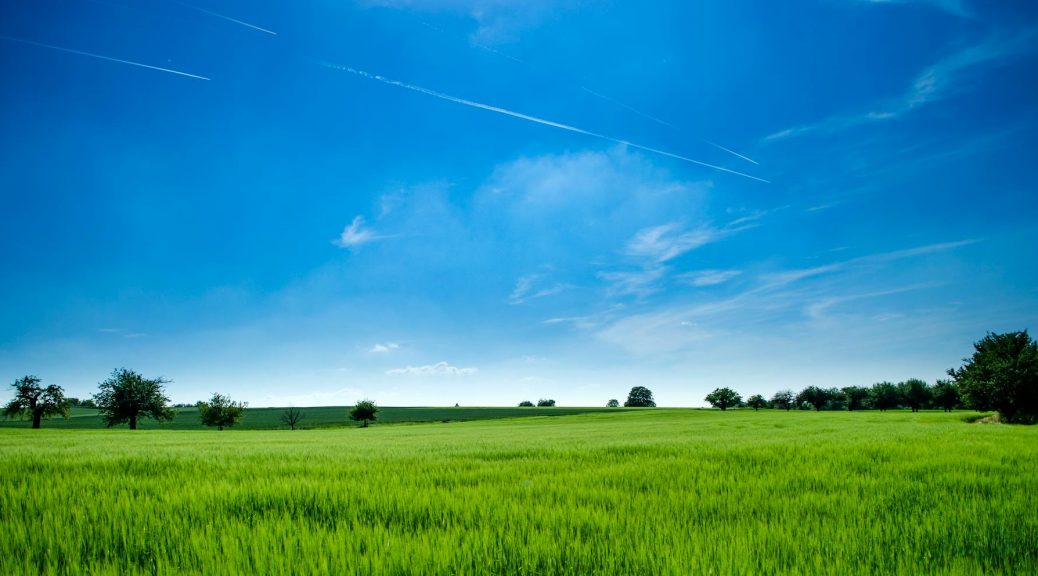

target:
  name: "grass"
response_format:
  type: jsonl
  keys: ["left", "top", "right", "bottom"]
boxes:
{"left": 1, "top": 409, "right": 1037, "bottom": 574}
{"left": 0, "top": 405, "right": 627, "bottom": 430}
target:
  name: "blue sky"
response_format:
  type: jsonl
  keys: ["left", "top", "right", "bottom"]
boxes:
{"left": 1, "top": 0, "right": 1036, "bottom": 407}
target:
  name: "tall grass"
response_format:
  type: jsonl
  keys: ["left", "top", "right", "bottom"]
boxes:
{"left": 1, "top": 410, "right": 1036, "bottom": 574}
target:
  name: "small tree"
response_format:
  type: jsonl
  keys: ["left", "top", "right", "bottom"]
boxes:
{"left": 350, "top": 399, "right": 378, "bottom": 427}
{"left": 949, "top": 331, "right": 1038, "bottom": 424}
{"left": 870, "top": 381, "right": 901, "bottom": 412}
{"left": 518, "top": 400, "right": 534, "bottom": 407}
{"left": 281, "top": 407, "right": 305, "bottom": 430}
{"left": 198, "top": 393, "right": 247, "bottom": 431}
{"left": 931, "top": 379, "right": 960, "bottom": 412}
{"left": 746, "top": 394, "right": 768, "bottom": 411}
{"left": 624, "top": 386, "right": 656, "bottom": 407}
{"left": 796, "top": 386, "right": 831, "bottom": 411}
{"left": 3, "top": 376, "right": 69, "bottom": 429}
{"left": 705, "top": 387, "right": 741, "bottom": 411}
{"left": 770, "top": 389, "right": 795, "bottom": 411}
{"left": 841, "top": 386, "right": 870, "bottom": 411}
{"left": 93, "top": 368, "right": 174, "bottom": 430}
{"left": 606, "top": 399, "right": 620, "bottom": 408}
{"left": 537, "top": 398, "right": 556, "bottom": 407}
{"left": 898, "top": 379, "right": 931, "bottom": 413}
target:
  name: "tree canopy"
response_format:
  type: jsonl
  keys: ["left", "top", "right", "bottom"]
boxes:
{"left": 841, "top": 386, "right": 870, "bottom": 411}
{"left": 746, "top": 394, "right": 768, "bottom": 411}
{"left": 796, "top": 386, "right": 831, "bottom": 411}
{"left": 870, "top": 382, "right": 901, "bottom": 412}
{"left": 898, "top": 379, "right": 931, "bottom": 413}
{"left": 949, "top": 331, "right": 1038, "bottom": 424}
{"left": 537, "top": 398, "right": 556, "bottom": 407}
{"left": 931, "top": 379, "right": 960, "bottom": 412}
{"left": 3, "top": 375, "right": 69, "bottom": 429}
{"left": 93, "top": 368, "right": 175, "bottom": 430}
{"left": 198, "top": 393, "right": 248, "bottom": 430}
{"left": 606, "top": 399, "right": 619, "bottom": 408}
{"left": 705, "top": 387, "right": 741, "bottom": 411}
{"left": 350, "top": 399, "right": 379, "bottom": 427}
{"left": 624, "top": 386, "right": 656, "bottom": 407}
{"left": 770, "top": 390, "right": 795, "bottom": 411}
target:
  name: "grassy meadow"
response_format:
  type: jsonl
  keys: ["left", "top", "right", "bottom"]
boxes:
{"left": 2, "top": 409, "right": 1037, "bottom": 574}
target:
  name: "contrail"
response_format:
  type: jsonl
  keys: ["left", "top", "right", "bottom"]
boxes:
{"left": 320, "top": 61, "right": 768, "bottom": 183}
{"left": 173, "top": 1, "right": 277, "bottom": 35}
{"left": 582, "top": 87, "right": 759, "bottom": 165}
{"left": 0, "top": 35, "right": 209, "bottom": 80}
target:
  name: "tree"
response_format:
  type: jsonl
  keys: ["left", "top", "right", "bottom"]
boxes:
{"left": 931, "top": 379, "right": 960, "bottom": 412}
{"left": 537, "top": 398, "right": 556, "bottom": 407}
{"left": 606, "top": 399, "right": 620, "bottom": 408}
{"left": 770, "top": 389, "right": 795, "bottom": 411}
{"left": 518, "top": 400, "right": 534, "bottom": 407}
{"left": 949, "top": 331, "right": 1038, "bottom": 424}
{"left": 841, "top": 386, "right": 870, "bottom": 411}
{"left": 281, "top": 407, "right": 305, "bottom": 430}
{"left": 93, "top": 368, "right": 175, "bottom": 430}
{"left": 870, "top": 381, "right": 901, "bottom": 412}
{"left": 349, "top": 399, "right": 379, "bottom": 427}
{"left": 898, "top": 379, "right": 931, "bottom": 413}
{"left": 705, "top": 387, "right": 741, "bottom": 411}
{"left": 746, "top": 394, "right": 768, "bottom": 411}
{"left": 624, "top": 386, "right": 656, "bottom": 407}
{"left": 796, "top": 386, "right": 831, "bottom": 411}
{"left": 198, "top": 393, "right": 247, "bottom": 431}
{"left": 3, "top": 375, "right": 69, "bottom": 429}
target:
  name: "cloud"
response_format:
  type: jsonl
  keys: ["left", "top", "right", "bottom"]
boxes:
{"left": 358, "top": 0, "right": 574, "bottom": 44}
{"left": 386, "top": 361, "right": 478, "bottom": 376}
{"left": 678, "top": 270, "right": 742, "bottom": 287}
{"left": 765, "top": 32, "right": 1034, "bottom": 141}
{"left": 509, "top": 274, "right": 569, "bottom": 304}
{"left": 333, "top": 215, "right": 383, "bottom": 248}
{"left": 370, "top": 342, "right": 400, "bottom": 353}
{"left": 598, "top": 267, "right": 668, "bottom": 299}
{"left": 624, "top": 223, "right": 728, "bottom": 264}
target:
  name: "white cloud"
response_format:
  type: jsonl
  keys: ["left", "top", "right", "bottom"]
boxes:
{"left": 370, "top": 342, "right": 400, "bottom": 353}
{"left": 678, "top": 270, "right": 742, "bottom": 287}
{"left": 509, "top": 274, "right": 569, "bottom": 305}
{"left": 386, "top": 361, "right": 478, "bottom": 376}
{"left": 333, "top": 215, "right": 382, "bottom": 249}
{"left": 624, "top": 223, "right": 723, "bottom": 263}
{"left": 598, "top": 267, "right": 668, "bottom": 299}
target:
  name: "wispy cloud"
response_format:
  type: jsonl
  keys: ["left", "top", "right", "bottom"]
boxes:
{"left": 625, "top": 223, "right": 729, "bottom": 264}
{"left": 509, "top": 274, "right": 568, "bottom": 305}
{"left": 0, "top": 35, "right": 209, "bottom": 80}
{"left": 678, "top": 270, "right": 742, "bottom": 287}
{"left": 598, "top": 267, "right": 668, "bottom": 299}
{"left": 333, "top": 215, "right": 383, "bottom": 249}
{"left": 386, "top": 361, "right": 478, "bottom": 376}
{"left": 765, "top": 32, "right": 1034, "bottom": 141}
{"left": 369, "top": 342, "right": 400, "bottom": 353}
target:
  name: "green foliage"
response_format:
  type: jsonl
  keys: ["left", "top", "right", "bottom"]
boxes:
{"left": 93, "top": 368, "right": 175, "bottom": 430}
{"left": 518, "top": 401, "right": 535, "bottom": 407}
{"left": 704, "top": 387, "right": 741, "bottom": 411}
{"left": 198, "top": 393, "right": 248, "bottom": 431}
{"left": 796, "top": 386, "right": 831, "bottom": 411}
{"left": 770, "top": 389, "right": 795, "bottom": 411}
{"left": 898, "top": 379, "right": 932, "bottom": 413}
{"left": 746, "top": 394, "right": 768, "bottom": 411}
{"left": 536, "top": 399, "right": 556, "bottom": 407}
{"left": 932, "top": 379, "right": 960, "bottom": 412}
{"left": 349, "top": 400, "right": 379, "bottom": 427}
{"left": 281, "top": 407, "right": 305, "bottom": 430}
{"left": 949, "top": 331, "right": 1038, "bottom": 424}
{"left": 870, "top": 382, "right": 901, "bottom": 412}
{"left": 3, "top": 375, "right": 69, "bottom": 429}
{"left": 1, "top": 410, "right": 1034, "bottom": 574}
{"left": 624, "top": 386, "right": 656, "bottom": 407}
{"left": 841, "top": 386, "right": 871, "bottom": 411}
{"left": 606, "top": 399, "right": 619, "bottom": 408}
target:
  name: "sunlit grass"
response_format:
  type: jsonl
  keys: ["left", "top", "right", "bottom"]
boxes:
{"left": 1, "top": 410, "right": 1036, "bottom": 574}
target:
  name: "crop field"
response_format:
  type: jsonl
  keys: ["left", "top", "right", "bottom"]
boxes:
{"left": 2, "top": 409, "right": 1037, "bottom": 575}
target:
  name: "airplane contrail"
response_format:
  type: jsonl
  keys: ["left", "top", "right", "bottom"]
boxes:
{"left": 320, "top": 61, "right": 768, "bottom": 183}
{"left": 173, "top": 1, "right": 277, "bottom": 35}
{"left": 0, "top": 35, "right": 210, "bottom": 80}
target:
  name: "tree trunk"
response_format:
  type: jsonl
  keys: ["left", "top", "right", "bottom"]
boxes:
{"left": 130, "top": 415, "right": 138, "bottom": 430}
{"left": 32, "top": 412, "right": 41, "bottom": 429}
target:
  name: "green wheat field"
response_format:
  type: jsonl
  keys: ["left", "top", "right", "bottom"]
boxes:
{"left": 2, "top": 409, "right": 1037, "bottom": 575}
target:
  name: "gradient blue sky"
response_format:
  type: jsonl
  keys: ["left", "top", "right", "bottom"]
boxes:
{"left": 2, "top": 0, "right": 1036, "bottom": 406}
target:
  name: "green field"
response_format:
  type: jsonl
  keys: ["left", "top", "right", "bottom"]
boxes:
{"left": 2, "top": 409, "right": 1037, "bottom": 575}
{"left": 0, "top": 405, "right": 625, "bottom": 430}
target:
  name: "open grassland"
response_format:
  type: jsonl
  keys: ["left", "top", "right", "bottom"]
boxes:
{"left": 2, "top": 410, "right": 1037, "bottom": 575}
{"left": 0, "top": 405, "right": 625, "bottom": 430}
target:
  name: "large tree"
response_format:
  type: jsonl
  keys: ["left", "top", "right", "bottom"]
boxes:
{"left": 841, "top": 386, "right": 871, "bottom": 411}
{"left": 624, "top": 386, "right": 656, "bottom": 407}
{"left": 949, "top": 331, "right": 1038, "bottom": 424}
{"left": 898, "top": 379, "right": 931, "bottom": 413}
{"left": 93, "top": 368, "right": 175, "bottom": 430}
{"left": 746, "top": 394, "right": 768, "bottom": 411}
{"left": 931, "top": 379, "right": 960, "bottom": 412}
{"left": 349, "top": 399, "right": 379, "bottom": 427}
{"left": 796, "top": 386, "right": 831, "bottom": 411}
{"left": 705, "top": 387, "right": 741, "bottom": 411}
{"left": 198, "top": 393, "right": 248, "bottom": 431}
{"left": 770, "top": 389, "right": 795, "bottom": 411}
{"left": 870, "top": 382, "right": 901, "bottom": 412}
{"left": 3, "top": 375, "right": 69, "bottom": 429}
